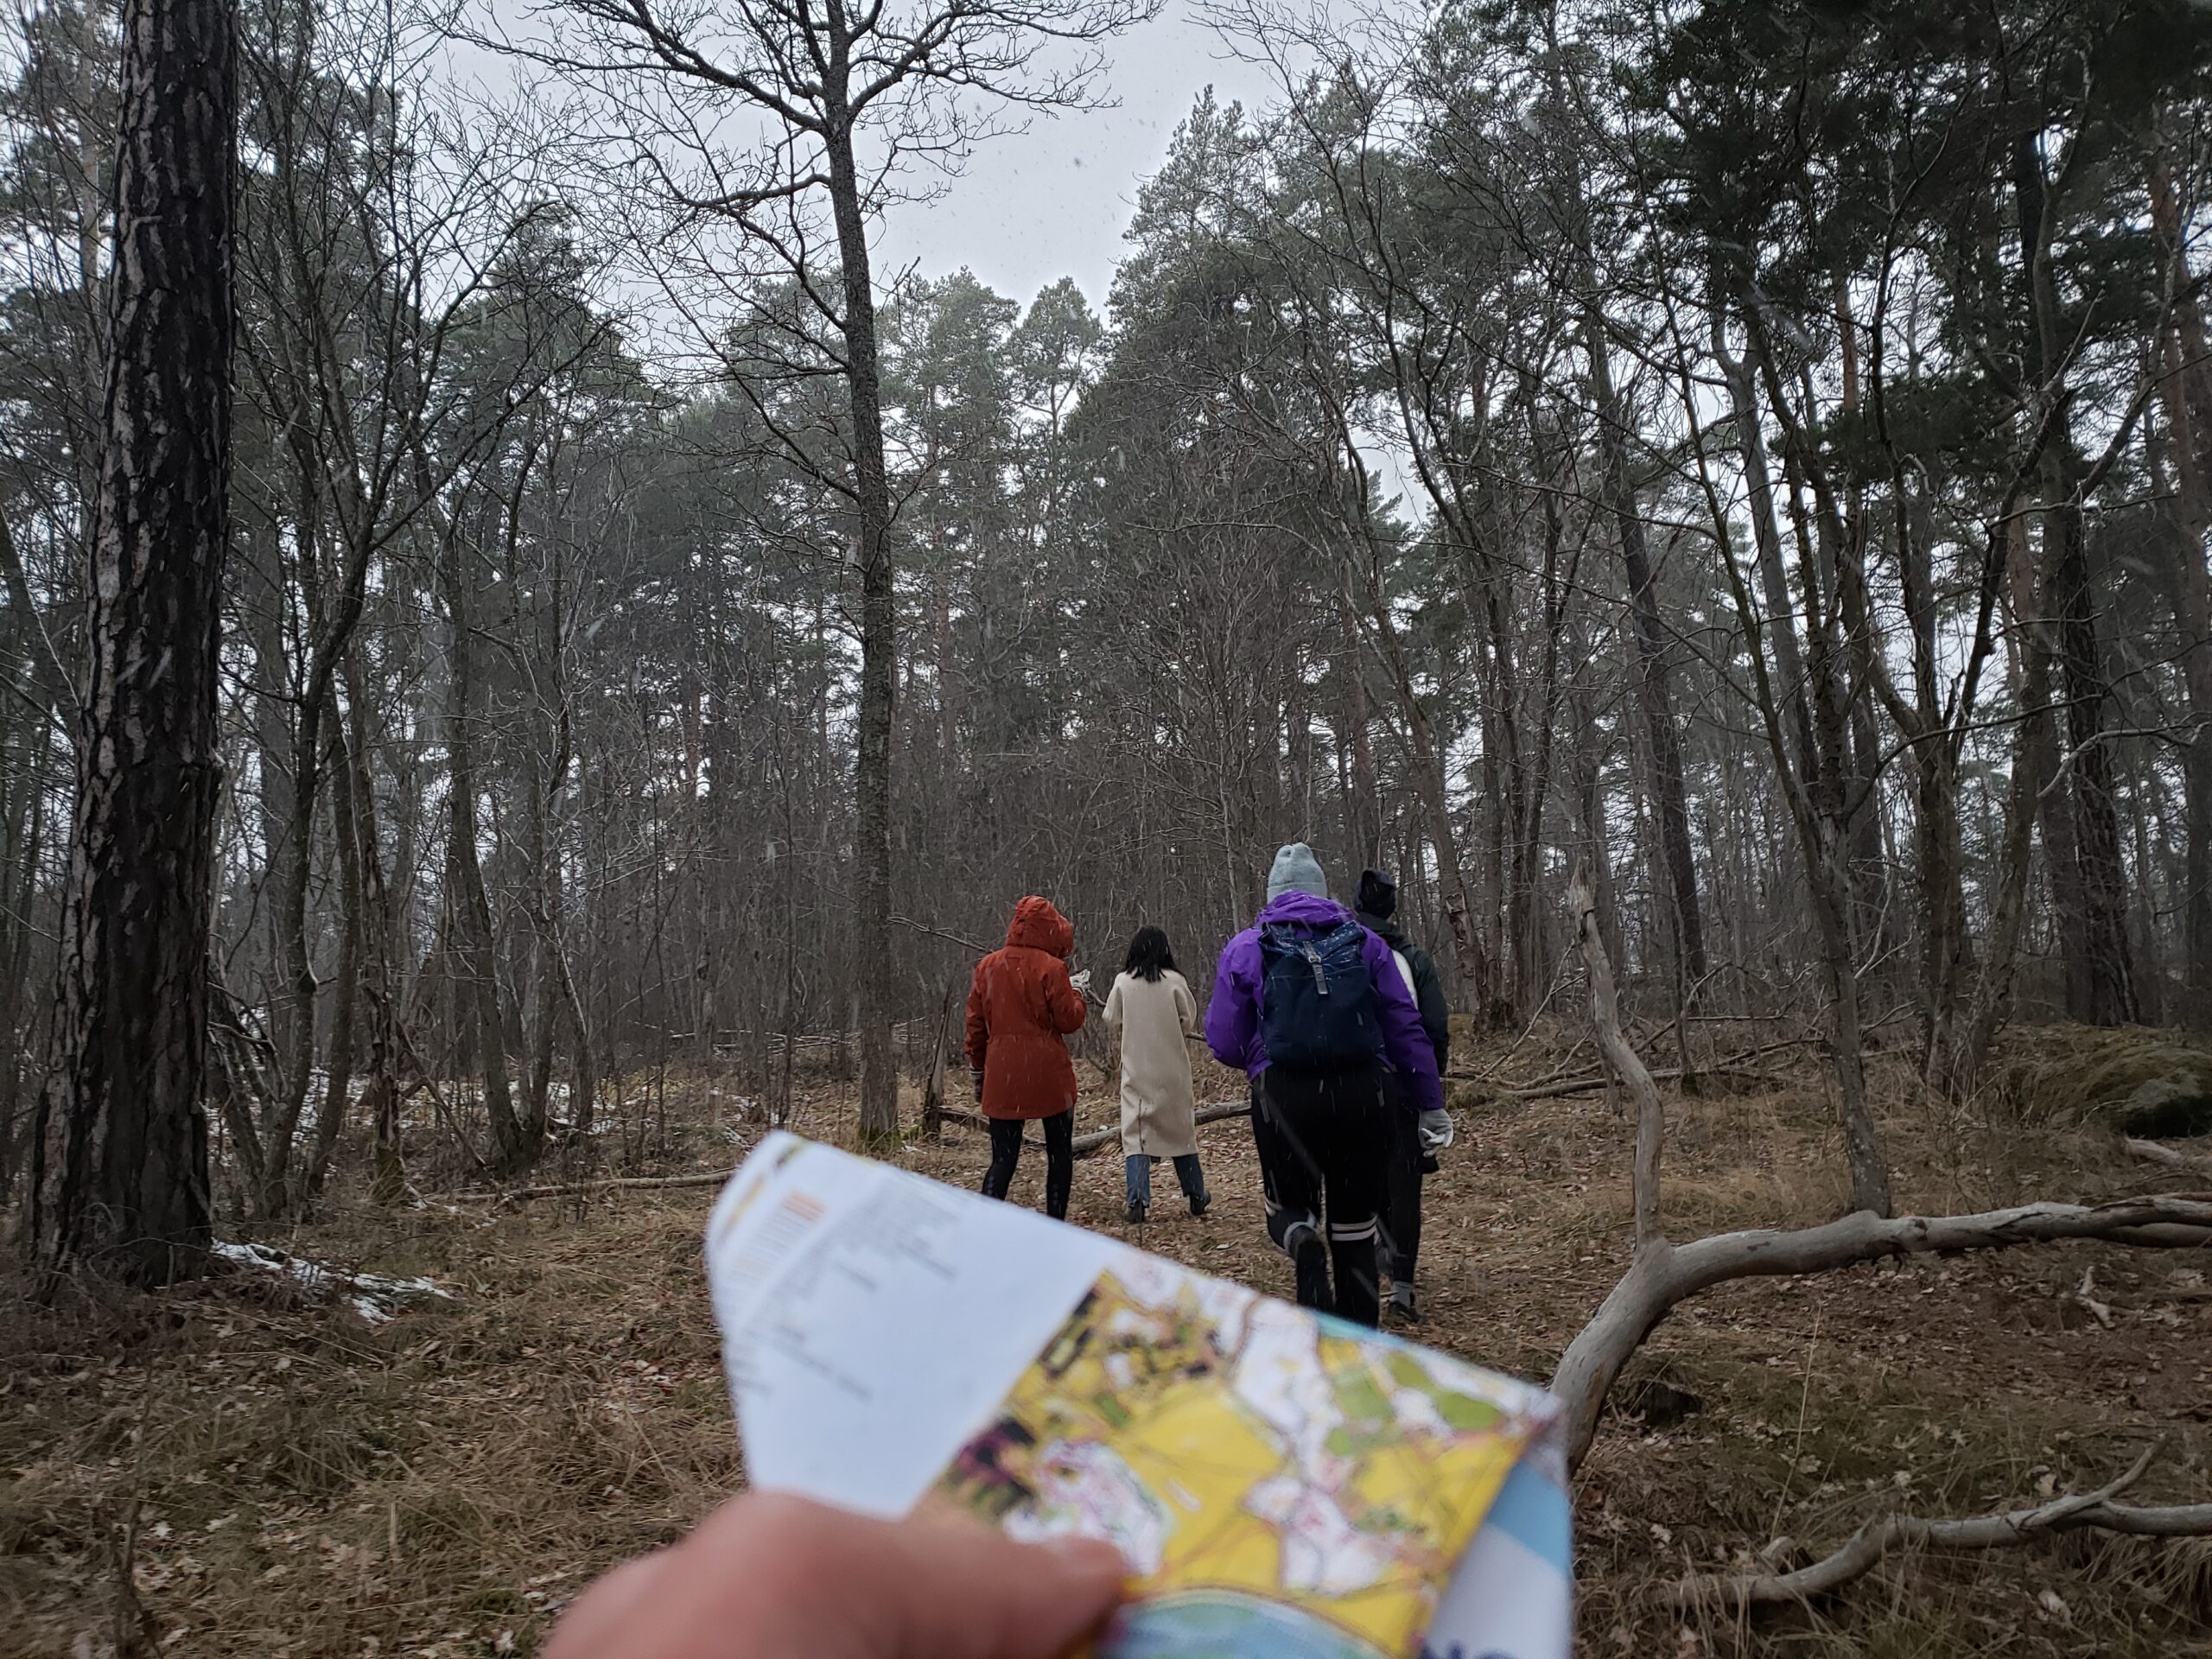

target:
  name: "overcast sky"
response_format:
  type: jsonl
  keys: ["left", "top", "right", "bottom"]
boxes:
{"left": 875, "top": 8, "right": 1282, "bottom": 314}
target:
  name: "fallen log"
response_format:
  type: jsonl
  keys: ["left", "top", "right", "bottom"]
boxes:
{"left": 442, "top": 1101, "right": 1262, "bottom": 1201}
{"left": 938, "top": 1100, "right": 1251, "bottom": 1158}
{"left": 2126, "top": 1136, "right": 2212, "bottom": 1175}
{"left": 439, "top": 1169, "right": 740, "bottom": 1204}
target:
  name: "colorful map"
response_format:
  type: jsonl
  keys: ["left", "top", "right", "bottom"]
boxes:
{"left": 934, "top": 1255, "right": 1537, "bottom": 1659}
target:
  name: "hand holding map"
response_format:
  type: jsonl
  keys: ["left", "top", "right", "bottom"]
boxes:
{"left": 705, "top": 1134, "right": 1572, "bottom": 1659}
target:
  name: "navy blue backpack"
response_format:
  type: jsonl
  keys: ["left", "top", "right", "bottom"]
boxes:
{"left": 1259, "top": 919, "right": 1381, "bottom": 1069}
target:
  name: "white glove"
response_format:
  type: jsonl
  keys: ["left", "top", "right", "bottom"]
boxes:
{"left": 1417, "top": 1107, "right": 1455, "bottom": 1154}
{"left": 1069, "top": 967, "right": 1093, "bottom": 994}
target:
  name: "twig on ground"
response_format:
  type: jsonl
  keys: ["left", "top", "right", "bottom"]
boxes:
{"left": 1664, "top": 1446, "right": 2212, "bottom": 1609}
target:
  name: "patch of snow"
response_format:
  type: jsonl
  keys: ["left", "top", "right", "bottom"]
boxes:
{"left": 213, "top": 1240, "right": 453, "bottom": 1323}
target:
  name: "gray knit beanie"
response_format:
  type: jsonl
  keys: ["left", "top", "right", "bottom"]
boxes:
{"left": 1266, "top": 842, "right": 1329, "bottom": 902}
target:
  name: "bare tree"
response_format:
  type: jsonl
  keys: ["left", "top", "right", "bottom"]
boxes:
{"left": 498, "top": 0, "right": 1155, "bottom": 1139}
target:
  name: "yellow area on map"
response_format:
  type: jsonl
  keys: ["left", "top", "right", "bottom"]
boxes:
{"left": 934, "top": 1268, "right": 1529, "bottom": 1659}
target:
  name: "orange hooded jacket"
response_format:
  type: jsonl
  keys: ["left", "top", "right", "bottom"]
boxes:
{"left": 964, "top": 896, "right": 1086, "bottom": 1120}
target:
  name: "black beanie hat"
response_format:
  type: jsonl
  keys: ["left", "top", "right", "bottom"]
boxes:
{"left": 1356, "top": 868, "right": 1397, "bottom": 918}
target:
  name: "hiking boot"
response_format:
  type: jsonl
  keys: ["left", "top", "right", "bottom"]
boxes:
{"left": 1125, "top": 1199, "right": 1147, "bottom": 1225}
{"left": 1283, "top": 1219, "right": 1332, "bottom": 1312}
{"left": 1390, "top": 1282, "right": 1421, "bottom": 1324}
{"left": 1188, "top": 1189, "right": 1211, "bottom": 1219}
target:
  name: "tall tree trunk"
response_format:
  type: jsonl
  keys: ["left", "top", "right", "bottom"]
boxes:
{"left": 28, "top": 0, "right": 234, "bottom": 1288}
{"left": 2012, "top": 130, "right": 2131, "bottom": 1026}
{"left": 438, "top": 525, "right": 524, "bottom": 1173}
{"left": 823, "top": 74, "right": 899, "bottom": 1145}
{"left": 341, "top": 648, "right": 406, "bottom": 1203}
{"left": 1349, "top": 548, "right": 1491, "bottom": 1014}
{"left": 1337, "top": 577, "right": 1381, "bottom": 869}
{"left": 2159, "top": 410, "right": 2212, "bottom": 1025}
{"left": 2151, "top": 159, "right": 2212, "bottom": 1022}
{"left": 1585, "top": 314, "right": 1706, "bottom": 1008}
{"left": 1950, "top": 610, "right": 2059, "bottom": 1096}
{"left": 0, "top": 778, "right": 44, "bottom": 1196}
{"left": 2045, "top": 500, "right": 2139, "bottom": 1025}
{"left": 305, "top": 713, "right": 363, "bottom": 1198}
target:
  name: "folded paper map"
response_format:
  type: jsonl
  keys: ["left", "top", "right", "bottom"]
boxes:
{"left": 705, "top": 1133, "right": 1573, "bottom": 1659}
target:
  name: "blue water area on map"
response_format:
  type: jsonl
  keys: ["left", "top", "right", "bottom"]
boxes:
{"left": 1102, "top": 1591, "right": 1383, "bottom": 1659}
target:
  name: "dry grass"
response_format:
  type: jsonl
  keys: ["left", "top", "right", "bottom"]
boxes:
{"left": 3, "top": 1029, "right": 2210, "bottom": 1657}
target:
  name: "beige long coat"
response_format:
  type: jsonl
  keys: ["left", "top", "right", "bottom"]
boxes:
{"left": 1102, "top": 969, "right": 1200, "bottom": 1158}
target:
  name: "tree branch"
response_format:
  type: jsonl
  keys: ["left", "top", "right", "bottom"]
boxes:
{"left": 1568, "top": 856, "right": 1662, "bottom": 1247}
{"left": 1665, "top": 1446, "right": 2212, "bottom": 1610}
{"left": 1553, "top": 1193, "right": 2212, "bottom": 1471}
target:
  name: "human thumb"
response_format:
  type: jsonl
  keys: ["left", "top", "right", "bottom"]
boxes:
{"left": 856, "top": 1503, "right": 1128, "bottom": 1659}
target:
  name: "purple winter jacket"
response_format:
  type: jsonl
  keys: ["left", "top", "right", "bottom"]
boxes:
{"left": 1204, "top": 890, "right": 1443, "bottom": 1113}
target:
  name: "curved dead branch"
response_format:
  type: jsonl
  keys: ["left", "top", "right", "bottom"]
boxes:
{"left": 1665, "top": 1446, "right": 2212, "bottom": 1610}
{"left": 1551, "top": 861, "right": 2212, "bottom": 1471}
{"left": 1553, "top": 1192, "right": 2212, "bottom": 1469}
{"left": 1568, "top": 859, "right": 1664, "bottom": 1248}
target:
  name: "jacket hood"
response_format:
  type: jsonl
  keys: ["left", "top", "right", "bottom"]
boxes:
{"left": 1256, "top": 890, "right": 1353, "bottom": 930}
{"left": 1355, "top": 868, "right": 1398, "bottom": 919}
{"left": 1356, "top": 908, "right": 1408, "bottom": 949}
{"left": 1004, "top": 894, "right": 1074, "bottom": 955}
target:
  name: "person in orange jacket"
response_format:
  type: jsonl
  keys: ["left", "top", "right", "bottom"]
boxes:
{"left": 965, "top": 894, "right": 1087, "bottom": 1219}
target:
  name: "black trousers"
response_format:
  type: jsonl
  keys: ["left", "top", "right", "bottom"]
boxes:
{"left": 1378, "top": 1077, "right": 1422, "bottom": 1284}
{"left": 982, "top": 1110, "right": 1073, "bottom": 1220}
{"left": 1251, "top": 1062, "right": 1389, "bottom": 1325}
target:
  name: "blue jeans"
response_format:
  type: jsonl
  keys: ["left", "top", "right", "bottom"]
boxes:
{"left": 1125, "top": 1153, "right": 1205, "bottom": 1207}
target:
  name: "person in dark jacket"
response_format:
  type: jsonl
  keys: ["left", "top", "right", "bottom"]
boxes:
{"left": 1356, "top": 868, "right": 1455, "bottom": 1323}
{"left": 1205, "top": 845, "right": 1440, "bottom": 1325}
{"left": 965, "top": 895, "right": 1087, "bottom": 1219}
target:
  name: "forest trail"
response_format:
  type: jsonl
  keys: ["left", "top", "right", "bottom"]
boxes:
{"left": 4, "top": 1033, "right": 2207, "bottom": 1658}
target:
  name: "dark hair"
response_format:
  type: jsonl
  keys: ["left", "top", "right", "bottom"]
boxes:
{"left": 1122, "top": 926, "right": 1176, "bottom": 983}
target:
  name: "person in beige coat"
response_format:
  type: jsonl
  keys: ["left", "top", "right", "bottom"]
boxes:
{"left": 1101, "top": 926, "right": 1212, "bottom": 1224}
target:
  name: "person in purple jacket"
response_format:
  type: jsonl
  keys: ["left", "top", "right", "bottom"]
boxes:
{"left": 1205, "top": 843, "right": 1441, "bottom": 1325}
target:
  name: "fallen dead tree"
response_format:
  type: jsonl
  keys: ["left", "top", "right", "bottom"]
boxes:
{"left": 1551, "top": 861, "right": 2212, "bottom": 1605}
{"left": 1490, "top": 1064, "right": 1779, "bottom": 1102}
{"left": 2126, "top": 1135, "right": 2212, "bottom": 1175}
{"left": 446, "top": 1099, "right": 1259, "bottom": 1200}
{"left": 938, "top": 1100, "right": 1250, "bottom": 1158}
{"left": 1482, "top": 1033, "right": 1820, "bottom": 1102}
{"left": 212, "top": 1241, "right": 452, "bottom": 1322}
{"left": 455, "top": 1169, "right": 740, "bottom": 1203}
{"left": 1664, "top": 1446, "right": 2212, "bottom": 1609}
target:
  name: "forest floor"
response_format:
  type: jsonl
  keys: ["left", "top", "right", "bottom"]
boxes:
{"left": 4, "top": 1024, "right": 2211, "bottom": 1658}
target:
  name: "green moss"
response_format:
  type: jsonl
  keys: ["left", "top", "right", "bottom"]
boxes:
{"left": 1993, "top": 1024, "right": 2212, "bottom": 1136}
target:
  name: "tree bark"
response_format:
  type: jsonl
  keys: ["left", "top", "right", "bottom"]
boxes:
{"left": 437, "top": 519, "right": 524, "bottom": 1173}
{"left": 304, "top": 711, "right": 363, "bottom": 1199}
{"left": 2046, "top": 500, "right": 2139, "bottom": 1025}
{"left": 341, "top": 648, "right": 406, "bottom": 1204}
{"left": 1584, "top": 312, "right": 1706, "bottom": 1005}
{"left": 2151, "top": 160, "right": 2212, "bottom": 1017}
{"left": 823, "top": 42, "right": 900, "bottom": 1147}
{"left": 28, "top": 0, "right": 234, "bottom": 1288}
